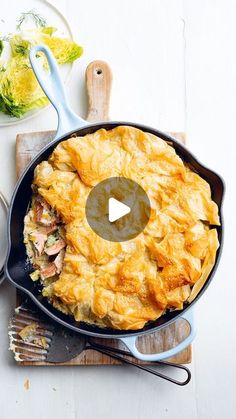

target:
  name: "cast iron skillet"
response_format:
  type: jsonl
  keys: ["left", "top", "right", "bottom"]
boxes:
{"left": 5, "top": 46, "right": 224, "bottom": 361}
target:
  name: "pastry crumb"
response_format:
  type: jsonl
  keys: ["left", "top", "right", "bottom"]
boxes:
{"left": 19, "top": 323, "right": 38, "bottom": 342}
{"left": 24, "top": 379, "right": 30, "bottom": 390}
{"left": 34, "top": 337, "right": 48, "bottom": 348}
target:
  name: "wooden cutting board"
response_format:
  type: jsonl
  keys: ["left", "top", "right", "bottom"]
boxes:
{"left": 15, "top": 60, "right": 191, "bottom": 365}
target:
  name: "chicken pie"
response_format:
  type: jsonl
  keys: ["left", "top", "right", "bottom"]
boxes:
{"left": 24, "top": 126, "right": 220, "bottom": 330}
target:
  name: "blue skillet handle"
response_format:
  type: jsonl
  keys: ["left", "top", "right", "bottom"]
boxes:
{"left": 120, "top": 310, "right": 196, "bottom": 362}
{"left": 29, "top": 45, "right": 87, "bottom": 140}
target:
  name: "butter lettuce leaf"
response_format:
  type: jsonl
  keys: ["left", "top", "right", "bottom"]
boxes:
{"left": 10, "top": 27, "right": 83, "bottom": 64}
{"left": 0, "top": 40, "right": 3, "bottom": 57}
{"left": 0, "top": 56, "right": 48, "bottom": 117}
{"left": 10, "top": 35, "right": 30, "bottom": 57}
{"left": 39, "top": 34, "right": 83, "bottom": 64}
{"left": 1, "top": 27, "right": 83, "bottom": 117}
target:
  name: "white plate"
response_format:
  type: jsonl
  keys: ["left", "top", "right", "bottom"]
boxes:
{"left": 0, "top": 0, "right": 74, "bottom": 126}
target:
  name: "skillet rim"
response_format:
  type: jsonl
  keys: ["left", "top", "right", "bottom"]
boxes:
{"left": 5, "top": 121, "right": 225, "bottom": 338}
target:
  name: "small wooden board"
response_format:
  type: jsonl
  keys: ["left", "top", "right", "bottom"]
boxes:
{"left": 15, "top": 61, "right": 191, "bottom": 365}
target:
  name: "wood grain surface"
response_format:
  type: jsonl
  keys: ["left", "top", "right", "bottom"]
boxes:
{"left": 86, "top": 60, "right": 112, "bottom": 122}
{"left": 15, "top": 60, "right": 191, "bottom": 366}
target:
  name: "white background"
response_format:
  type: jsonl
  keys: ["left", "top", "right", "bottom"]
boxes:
{"left": 0, "top": 1, "right": 235, "bottom": 418}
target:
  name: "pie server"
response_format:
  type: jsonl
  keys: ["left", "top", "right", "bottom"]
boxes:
{"left": 9, "top": 303, "right": 191, "bottom": 386}
{"left": 4, "top": 45, "right": 224, "bottom": 362}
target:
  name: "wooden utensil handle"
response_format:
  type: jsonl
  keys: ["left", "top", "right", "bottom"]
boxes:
{"left": 86, "top": 60, "right": 112, "bottom": 122}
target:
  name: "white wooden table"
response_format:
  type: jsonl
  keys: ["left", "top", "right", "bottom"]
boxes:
{"left": 0, "top": 1, "right": 235, "bottom": 418}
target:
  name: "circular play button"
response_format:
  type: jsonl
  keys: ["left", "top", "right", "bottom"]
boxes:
{"left": 85, "top": 177, "right": 151, "bottom": 242}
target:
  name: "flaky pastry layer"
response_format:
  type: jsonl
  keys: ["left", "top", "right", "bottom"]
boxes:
{"left": 24, "top": 126, "right": 220, "bottom": 330}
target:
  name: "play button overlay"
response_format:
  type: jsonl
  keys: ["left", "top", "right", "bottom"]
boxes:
{"left": 85, "top": 177, "right": 151, "bottom": 242}
{"left": 108, "top": 198, "right": 130, "bottom": 222}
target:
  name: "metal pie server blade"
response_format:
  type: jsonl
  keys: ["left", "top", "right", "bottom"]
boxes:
{"left": 9, "top": 304, "right": 191, "bottom": 385}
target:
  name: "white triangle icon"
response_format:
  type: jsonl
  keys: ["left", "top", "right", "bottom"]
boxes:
{"left": 108, "top": 198, "right": 131, "bottom": 223}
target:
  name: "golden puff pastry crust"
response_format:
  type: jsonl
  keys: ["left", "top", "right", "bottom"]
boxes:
{"left": 25, "top": 126, "right": 220, "bottom": 330}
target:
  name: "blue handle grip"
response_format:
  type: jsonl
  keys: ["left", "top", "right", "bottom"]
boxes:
{"left": 29, "top": 45, "right": 87, "bottom": 139}
{"left": 120, "top": 309, "right": 195, "bottom": 362}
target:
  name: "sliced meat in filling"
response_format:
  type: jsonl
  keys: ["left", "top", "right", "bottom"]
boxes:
{"left": 24, "top": 194, "right": 66, "bottom": 282}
